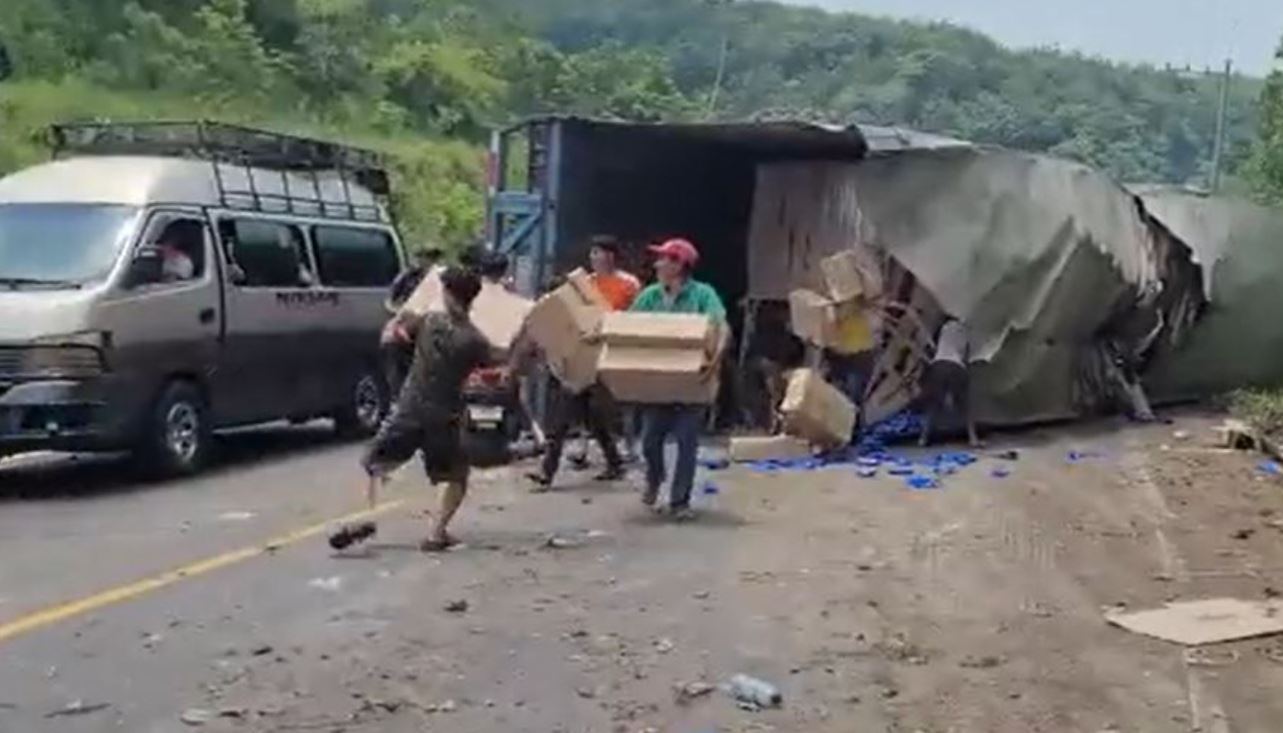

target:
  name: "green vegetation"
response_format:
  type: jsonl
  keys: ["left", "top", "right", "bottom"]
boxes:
{"left": 1231, "top": 388, "right": 1283, "bottom": 439}
{"left": 1248, "top": 38, "right": 1283, "bottom": 203}
{"left": 0, "top": 0, "right": 1275, "bottom": 247}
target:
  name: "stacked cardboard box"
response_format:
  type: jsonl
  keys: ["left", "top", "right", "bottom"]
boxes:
{"left": 597, "top": 312, "right": 719, "bottom": 404}
{"left": 525, "top": 269, "right": 609, "bottom": 392}
{"left": 789, "top": 249, "right": 875, "bottom": 355}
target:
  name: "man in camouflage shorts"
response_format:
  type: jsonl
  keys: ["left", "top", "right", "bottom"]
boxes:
{"left": 361, "top": 267, "right": 494, "bottom": 551}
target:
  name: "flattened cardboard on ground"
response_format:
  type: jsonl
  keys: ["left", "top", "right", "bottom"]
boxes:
{"left": 1105, "top": 598, "right": 1283, "bottom": 646}
{"left": 730, "top": 435, "right": 814, "bottom": 463}
{"left": 598, "top": 345, "right": 718, "bottom": 404}
{"left": 780, "top": 369, "right": 857, "bottom": 448}
{"left": 471, "top": 282, "right": 533, "bottom": 356}
{"left": 600, "top": 312, "right": 714, "bottom": 350}
{"left": 820, "top": 250, "right": 867, "bottom": 303}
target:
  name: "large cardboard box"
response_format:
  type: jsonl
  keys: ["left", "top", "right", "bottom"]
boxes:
{"left": 600, "top": 312, "right": 714, "bottom": 349}
{"left": 790, "top": 289, "right": 875, "bottom": 355}
{"left": 790, "top": 289, "right": 840, "bottom": 347}
{"left": 820, "top": 250, "right": 867, "bottom": 303}
{"left": 598, "top": 345, "right": 718, "bottom": 404}
{"left": 525, "top": 269, "right": 610, "bottom": 392}
{"left": 547, "top": 343, "right": 603, "bottom": 394}
{"left": 780, "top": 369, "right": 857, "bottom": 448}
{"left": 597, "top": 312, "right": 719, "bottom": 404}
{"left": 470, "top": 282, "right": 533, "bottom": 357}
{"left": 729, "top": 435, "right": 814, "bottom": 463}
{"left": 399, "top": 265, "right": 445, "bottom": 318}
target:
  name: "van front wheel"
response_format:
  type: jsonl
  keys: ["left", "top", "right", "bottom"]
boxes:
{"left": 137, "top": 381, "right": 210, "bottom": 478}
{"left": 334, "top": 369, "right": 387, "bottom": 439}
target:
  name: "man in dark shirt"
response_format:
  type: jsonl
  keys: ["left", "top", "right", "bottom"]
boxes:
{"left": 361, "top": 267, "right": 494, "bottom": 551}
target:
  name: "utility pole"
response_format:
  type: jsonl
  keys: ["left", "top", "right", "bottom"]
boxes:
{"left": 1210, "top": 58, "right": 1233, "bottom": 193}
{"left": 705, "top": 35, "right": 729, "bottom": 121}
{"left": 701, "top": 0, "right": 735, "bottom": 121}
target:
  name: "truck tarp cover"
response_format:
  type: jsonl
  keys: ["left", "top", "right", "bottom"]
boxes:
{"left": 747, "top": 146, "right": 1282, "bottom": 425}
{"left": 1139, "top": 191, "right": 1283, "bottom": 400}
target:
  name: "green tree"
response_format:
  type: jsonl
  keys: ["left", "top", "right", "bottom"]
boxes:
{"left": 1250, "top": 38, "right": 1283, "bottom": 203}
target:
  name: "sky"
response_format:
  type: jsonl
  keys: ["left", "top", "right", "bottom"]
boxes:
{"left": 783, "top": 0, "right": 1283, "bottom": 76}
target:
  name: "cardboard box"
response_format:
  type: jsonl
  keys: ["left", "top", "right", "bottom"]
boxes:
{"left": 597, "top": 312, "right": 719, "bottom": 404}
{"left": 547, "top": 343, "right": 603, "bottom": 394}
{"left": 729, "top": 435, "right": 814, "bottom": 463}
{"left": 820, "top": 250, "right": 867, "bottom": 303}
{"left": 600, "top": 312, "right": 714, "bottom": 350}
{"left": 526, "top": 269, "right": 610, "bottom": 381}
{"left": 780, "top": 369, "right": 857, "bottom": 448}
{"left": 790, "top": 289, "right": 875, "bottom": 354}
{"left": 469, "top": 282, "right": 533, "bottom": 356}
{"left": 598, "top": 346, "right": 718, "bottom": 404}
{"left": 790, "top": 289, "right": 840, "bottom": 347}
{"left": 399, "top": 266, "right": 446, "bottom": 318}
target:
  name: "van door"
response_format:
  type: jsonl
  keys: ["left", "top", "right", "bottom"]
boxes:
{"left": 95, "top": 209, "right": 221, "bottom": 422}
{"left": 308, "top": 223, "right": 402, "bottom": 408}
{"left": 210, "top": 215, "right": 325, "bottom": 426}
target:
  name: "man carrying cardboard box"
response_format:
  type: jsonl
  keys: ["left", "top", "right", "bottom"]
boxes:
{"left": 629, "top": 238, "right": 728, "bottom": 520}
{"left": 356, "top": 267, "right": 495, "bottom": 552}
{"left": 527, "top": 237, "right": 641, "bottom": 488}
{"left": 381, "top": 247, "right": 444, "bottom": 395}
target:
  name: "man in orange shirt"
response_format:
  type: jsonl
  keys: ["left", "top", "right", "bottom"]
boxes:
{"left": 588, "top": 235, "right": 640, "bottom": 311}
{"left": 587, "top": 235, "right": 641, "bottom": 462}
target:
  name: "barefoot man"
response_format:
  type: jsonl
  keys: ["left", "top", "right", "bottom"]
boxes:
{"left": 356, "top": 266, "right": 494, "bottom": 552}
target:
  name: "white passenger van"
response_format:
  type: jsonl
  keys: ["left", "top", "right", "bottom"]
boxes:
{"left": 0, "top": 122, "right": 405, "bottom": 475}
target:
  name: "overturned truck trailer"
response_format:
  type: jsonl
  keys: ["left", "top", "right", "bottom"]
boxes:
{"left": 488, "top": 117, "right": 1283, "bottom": 428}
{"left": 747, "top": 143, "right": 1283, "bottom": 427}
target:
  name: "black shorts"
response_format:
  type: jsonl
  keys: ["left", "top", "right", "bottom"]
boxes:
{"left": 923, "top": 360, "right": 970, "bottom": 413}
{"left": 361, "top": 405, "right": 468, "bottom": 485}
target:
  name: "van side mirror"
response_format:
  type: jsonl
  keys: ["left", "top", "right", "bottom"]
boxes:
{"left": 125, "top": 247, "right": 164, "bottom": 289}
{"left": 227, "top": 263, "right": 248, "bottom": 286}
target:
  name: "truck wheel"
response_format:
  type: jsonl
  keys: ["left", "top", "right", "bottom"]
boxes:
{"left": 137, "top": 381, "right": 210, "bottom": 478}
{"left": 334, "top": 368, "right": 387, "bottom": 439}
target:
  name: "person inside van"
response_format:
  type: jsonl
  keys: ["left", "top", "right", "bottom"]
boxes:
{"left": 155, "top": 220, "right": 202, "bottom": 283}
{"left": 358, "top": 266, "right": 495, "bottom": 552}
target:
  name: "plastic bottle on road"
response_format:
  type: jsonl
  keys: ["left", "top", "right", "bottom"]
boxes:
{"left": 726, "top": 674, "right": 783, "bottom": 708}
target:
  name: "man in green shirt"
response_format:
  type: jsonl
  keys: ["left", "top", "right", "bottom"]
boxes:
{"left": 630, "top": 238, "right": 729, "bottom": 519}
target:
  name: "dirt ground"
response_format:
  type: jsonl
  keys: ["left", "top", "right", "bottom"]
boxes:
{"left": 5, "top": 410, "right": 1283, "bottom": 733}
{"left": 160, "top": 411, "right": 1283, "bottom": 733}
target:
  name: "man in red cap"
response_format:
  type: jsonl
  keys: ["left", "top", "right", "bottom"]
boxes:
{"left": 628, "top": 238, "right": 728, "bottom": 520}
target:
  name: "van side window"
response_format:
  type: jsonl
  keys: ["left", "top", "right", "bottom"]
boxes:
{"left": 140, "top": 216, "right": 207, "bottom": 286}
{"left": 219, "top": 219, "right": 314, "bottom": 288}
{"left": 311, "top": 226, "right": 400, "bottom": 288}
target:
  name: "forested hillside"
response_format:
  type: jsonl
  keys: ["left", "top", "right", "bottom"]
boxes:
{"left": 0, "top": 0, "right": 1274, "bottom": 247}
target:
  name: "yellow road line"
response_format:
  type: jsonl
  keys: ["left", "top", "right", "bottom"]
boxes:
{"left": 0, "top": 500, "right": 407, "bottom": 645}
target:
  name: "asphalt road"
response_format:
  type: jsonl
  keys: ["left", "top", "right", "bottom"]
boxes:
{"left": 3, "top": 415, "right": 1283, "bottom": 732}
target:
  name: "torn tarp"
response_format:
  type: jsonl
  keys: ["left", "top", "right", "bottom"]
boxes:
{"left": 746, "top": 147, "right": 1211, "bottom": 427}
{"left": 1138, "top": 191, "right": 1283, "bottom": 401}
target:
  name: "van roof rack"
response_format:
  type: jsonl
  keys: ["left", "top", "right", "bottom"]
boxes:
{"left": 48, "top": 120, "right": 392, "bottom": 221}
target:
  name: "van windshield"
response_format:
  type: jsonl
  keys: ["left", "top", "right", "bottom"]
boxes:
{"left": 0, "top": 204, "right": 140, "bottom": 288}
